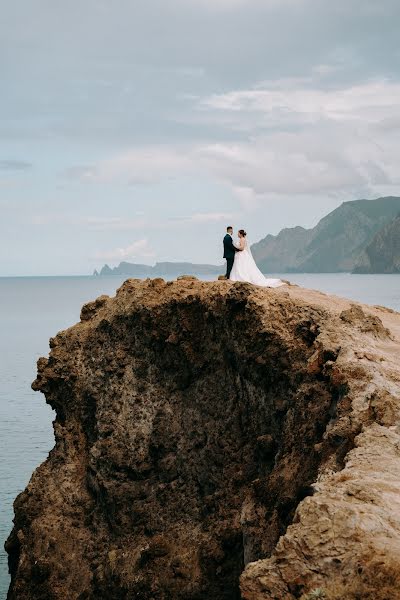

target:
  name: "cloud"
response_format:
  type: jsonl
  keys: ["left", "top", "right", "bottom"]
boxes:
{"left": 61, "top": 72, "right": 400, "bottom": 203}
{"left": 200, "top": 78, "right": 400, "bottom": 126}
{"left": 64, "top": 165, "right": 97, "bottom": 181}
{"left": 0, "top": 159, "right": 32, "bottom": 171}
{"left": 66, "top": 147, "right": 195, "bottom": 185}
{"left": 84, "top": 216, "right": 150, "bottom": 231}
{"left": 185, "top": 212, "right": 235, "bottom": 223}
{"left": 197, "top": 134, "right": 369, "bottom": 196}
{"left": 31, "top": 214, "right": 150, "bottom": 231}
{"left": 30, "top": 212, "right": 235, "bottom": 233}
{"left": 94, "top": 239, "right": 155, "bottom": 262}
{"left": 172, "top": 212, "right": 237, "bottom": 225}
{"left": 175, "top": 0, "right": 309, "bottom": 10}
{"left": 3, "top": 0, "right": 400, "bottom": 275}
{"left": 2, "top": 0, "right": 399, "bottom": 148}
{"left": 195, "top": 77, "right": 400, "bottom": 196}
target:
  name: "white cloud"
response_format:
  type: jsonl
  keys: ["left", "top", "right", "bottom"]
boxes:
{"left": 193, "top": 77, "right": 400, "bottom": 197}
{"left": 201, "top": 78, "right": 400, "bottom": 125}
{"left": 176, "top": 212, "right": 236, "bottom": 224}
{"left": 175, "top": 0, "right": 307, "bottom": 9}
{"left": 84, "top": 216, "right": 149, "bottom": 231}
{"left": 94, "top": 239, "right": 155, "bottom": 262}
{"left": 31, "top": 214, "right": 149, "bottom": 230}
{"left": 68, "top": 147, "right": 194, "bottom": 186}
{"left": 64, "top": 75, "right": 400, "bottom": 202}
{"left": 4, "top": 0, "right": 400, "bottom": 275}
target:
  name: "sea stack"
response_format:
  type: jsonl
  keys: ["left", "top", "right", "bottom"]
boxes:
{"left": 6, "top": 279, "right": 400, "bottom": 599}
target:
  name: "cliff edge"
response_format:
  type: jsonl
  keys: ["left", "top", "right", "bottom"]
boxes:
{"left": 5, "top": 279, "right": 400, "bottom": 599}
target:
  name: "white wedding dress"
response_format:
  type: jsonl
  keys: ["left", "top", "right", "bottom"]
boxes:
{"left": 230, "top": 239, "right": 285, "bottom": 288}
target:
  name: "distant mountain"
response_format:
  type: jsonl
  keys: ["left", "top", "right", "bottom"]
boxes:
{"left": 353, "top": 213, "right": 400, "bottom": 274}
{"left": 94, "top": 197, "right": 400, "bottom": 278}
{"left": 252, "top": 197, "right": 400, "bottom": 273}
{"left": 96, "top": 261, "right": 223, "bottom": 278}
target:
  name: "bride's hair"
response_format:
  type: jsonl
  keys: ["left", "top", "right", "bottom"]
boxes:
{"left": 239, "top": 229, "right": 247, "bottom": 237}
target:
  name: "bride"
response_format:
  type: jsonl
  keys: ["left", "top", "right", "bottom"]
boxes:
{"left": 230, "top": 229, "right": 285, "bottom": 288}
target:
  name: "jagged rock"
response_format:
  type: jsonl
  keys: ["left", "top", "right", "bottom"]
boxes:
{"left": 339, "top": 304, "right": 392, "bottom": 339}
{"left": 5, "top": 280, "right": 400, "bottom": 599}
{"left": 99, "top": 263, "right": 113, "bottom": 276}
{"left": 176, "top": 275, "right": 198, "bottom": 281}
{"left": 80, "top": 295, "right": 110, "bottom": 322}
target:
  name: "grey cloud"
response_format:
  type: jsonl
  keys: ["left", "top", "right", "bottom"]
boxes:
{"left": 0, "top": 159, "right": 32, "bottom": 170}
{"left": 2, "top": 0, "right": 400, "bottom": 276}
{"left": 1, "top": 0, "right": 399, "bottom": 145}
{"left": 64, "top": 165, "right": 97, "bottom": 180}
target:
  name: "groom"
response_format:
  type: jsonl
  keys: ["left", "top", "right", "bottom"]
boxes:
{"left": 223, "top": 226, "right": 240, "bottom": 279}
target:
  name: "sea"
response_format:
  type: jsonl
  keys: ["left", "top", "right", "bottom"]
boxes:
{"left": 0, "top": 273, "right": 399, "bottom": 598}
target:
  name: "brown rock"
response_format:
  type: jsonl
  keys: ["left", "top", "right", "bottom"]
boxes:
{"left": 80, "top": 295, "right": 110, "bottom": 322}
{"left": 176, "top": 275, "right": 198, "bottom": 281}
{"left": 340, "top": 303, "right": 392, "bottom": 339}
{"left": 6, "top": 279, "right": 400, "bottom": 599}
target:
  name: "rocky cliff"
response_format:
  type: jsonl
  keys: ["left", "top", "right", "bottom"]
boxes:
{"left": 6, "top": 278, "right": 400, "bottom": 599}
{"left": 353, "top": 213, "right": 400, "bottom": 274}
{"left": 252, "top": 196, "right": 400, "bottom": 273}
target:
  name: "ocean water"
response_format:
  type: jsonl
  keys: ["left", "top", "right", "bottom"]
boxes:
{"left": 0, "top": 273, "right": 399, "bottom": 598}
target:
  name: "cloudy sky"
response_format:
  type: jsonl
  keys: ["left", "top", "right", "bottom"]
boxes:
{"left": 1, "top": 0, "right": 399, "bottom": 275}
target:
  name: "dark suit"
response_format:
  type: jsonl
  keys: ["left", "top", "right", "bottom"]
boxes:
{"left": 223, "top": 234, "right": 238, "bottom": 279}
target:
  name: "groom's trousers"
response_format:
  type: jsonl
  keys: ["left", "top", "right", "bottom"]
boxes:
{"left": 226, "top": 257, "right": 234, "bottom": 279}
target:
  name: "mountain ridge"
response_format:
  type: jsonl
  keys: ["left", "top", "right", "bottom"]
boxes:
{"left": 353, "top": 212, "right": 400, "bottom": 273}
{"left": 96, "top": 261, "right": 223, "bottom": 278}
{"left": 94, "top": 197, "right": 400, "bottom": 276}
{"left": 251, "top": 196, "right": 400, "bottom": 273}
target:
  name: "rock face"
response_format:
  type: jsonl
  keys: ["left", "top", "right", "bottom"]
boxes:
{"left": 252, "top": 196, "right": 400, "bottom": 273}
{"left": 353, "top": 213, "right": 400, "bottom": 273}
{"left": 6, "top": 279, "right": 400, "bottom": 599}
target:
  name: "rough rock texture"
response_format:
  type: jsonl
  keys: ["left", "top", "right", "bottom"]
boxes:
{"left": 5, "top": 278, "right": 400, "bottom": 599}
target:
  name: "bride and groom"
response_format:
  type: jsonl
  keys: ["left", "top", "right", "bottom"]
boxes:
{"left": 223, "top": 226, "right": 285, "bottom": 288}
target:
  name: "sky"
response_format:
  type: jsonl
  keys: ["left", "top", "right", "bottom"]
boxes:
{"left": 1, "top": 0, "right": 399, "bottom": 275}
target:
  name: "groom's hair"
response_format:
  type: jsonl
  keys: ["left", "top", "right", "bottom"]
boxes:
{"left": 227, "top": 226, "right": 233, "bottom": 231}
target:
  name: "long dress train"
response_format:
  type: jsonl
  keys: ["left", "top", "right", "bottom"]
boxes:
{"left": 230, "top": 239, "right": 285, "bottom": 288}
